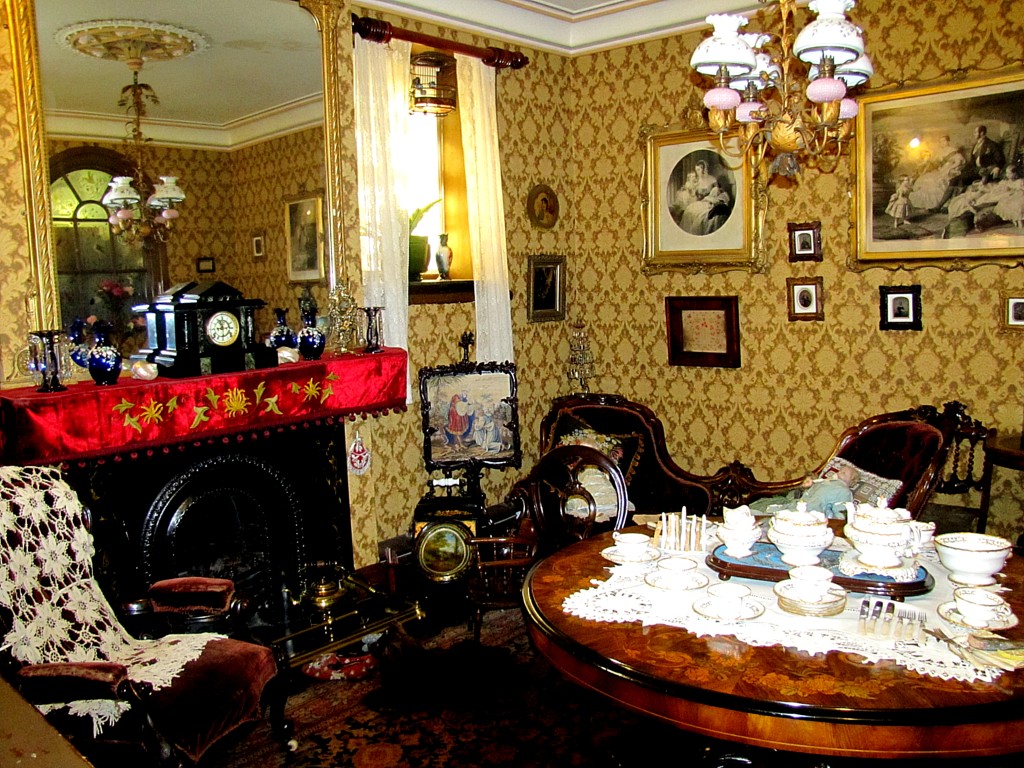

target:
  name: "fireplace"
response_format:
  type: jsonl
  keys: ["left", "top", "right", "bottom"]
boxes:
{"left": 0, "top": 351, "right": 407, "bottom": 620}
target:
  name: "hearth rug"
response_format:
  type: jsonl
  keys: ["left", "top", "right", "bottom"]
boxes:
{"left": 561, "top": 546, "right": 1007, "bottom": 684}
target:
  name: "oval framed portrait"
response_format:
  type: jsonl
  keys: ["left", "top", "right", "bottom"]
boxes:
{"left": 527, "top": 183, "right": 559, "bottom": 229}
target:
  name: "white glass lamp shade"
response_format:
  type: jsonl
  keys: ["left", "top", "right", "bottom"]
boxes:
{"left": 102, "top": 176, "right": 142, "bottom": 208}
{"left": 731, "top": 51, "right": 780, "bottom": 92}
{"left": 839, "top": 97, "right": 859, "bottom": 119}
{"left": 736, "top": 99, "right": 764, "bottom": 123}
{"left": 806, "top": 76, "right": 847, "bottom": 103}
{"left": 148, "top": 176, "right": 186, "bottom": 209}
{"left": 835, "top": 54, "right": 874, "bottom": 87}
{"left": 793, "top": 0, "right": 863, "bottom": 67}
{"left": 690, "top": 14, "right": 755, "bottom": 78}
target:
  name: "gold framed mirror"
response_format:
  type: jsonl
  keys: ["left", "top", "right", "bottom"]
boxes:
{"left": 1, "top": 0, "right": 347, "bottom": 384}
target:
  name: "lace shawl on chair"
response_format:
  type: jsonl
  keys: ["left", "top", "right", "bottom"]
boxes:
{"left": 0, "top": 465, "right": 219, "bottom": 734}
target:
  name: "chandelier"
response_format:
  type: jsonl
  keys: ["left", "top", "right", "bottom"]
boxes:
{"left": 690, "top": 0, "right": 872, "bottom": 178}
{"left": 60, "top": 20, "right": 205, "bottom": 242}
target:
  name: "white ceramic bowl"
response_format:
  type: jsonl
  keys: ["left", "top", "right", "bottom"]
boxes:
{"left": 717, "top": 524, "right": 762, "bottom": 558}
{"left": 934, "top": 532, "right": 1012, "bottom": 586}
{"left": 766, "top": 526, "right": 834, "bottom": 566}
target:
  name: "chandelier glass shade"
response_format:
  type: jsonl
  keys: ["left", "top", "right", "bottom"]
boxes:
{"left": 690, "top": 0, "right": 872, "bottom": 178}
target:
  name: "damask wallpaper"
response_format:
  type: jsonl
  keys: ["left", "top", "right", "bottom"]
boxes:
{"left": 2, "top": 0, "right": 1023, "bottom": 568}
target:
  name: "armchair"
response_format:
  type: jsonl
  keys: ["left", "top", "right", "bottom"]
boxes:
{"left": 465, "top": 525, "right": 538, "bottom": 643}
{"left": 0, "top": 465, "right": 291, "bottom": 766}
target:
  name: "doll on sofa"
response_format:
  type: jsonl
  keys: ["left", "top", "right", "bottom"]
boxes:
{"left": 749, "top": 464, "right": 860, "bottom": 519}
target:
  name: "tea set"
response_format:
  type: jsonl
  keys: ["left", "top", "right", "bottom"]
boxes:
{"left": 603, "top": 501, "right": 1018, "bottom": 638}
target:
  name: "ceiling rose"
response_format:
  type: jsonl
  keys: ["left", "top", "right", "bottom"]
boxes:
{"left": 57, "top": 19, "right": 209, "bottom": 72}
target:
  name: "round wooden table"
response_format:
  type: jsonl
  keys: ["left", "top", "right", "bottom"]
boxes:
{"left": 521, "top": 530, "right": 1024, "bottom": 760}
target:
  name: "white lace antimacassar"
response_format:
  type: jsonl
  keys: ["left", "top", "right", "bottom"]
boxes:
{"left": 0, "top": 465, "right": 222, "bottom": 735}
{"left": 562, "top": 558, "right": 1001, "bottom": 684}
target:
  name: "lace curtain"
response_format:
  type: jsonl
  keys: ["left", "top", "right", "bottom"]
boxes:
{"left": 457, "top": 56, "right": 515, "bottom": 363}
{"left": 352, "top": 36, "right": 412, "bottom": 400}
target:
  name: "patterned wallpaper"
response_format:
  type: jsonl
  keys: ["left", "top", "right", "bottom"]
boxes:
{"left": 3, "top": 0, "right": 1024, "bottom": 568}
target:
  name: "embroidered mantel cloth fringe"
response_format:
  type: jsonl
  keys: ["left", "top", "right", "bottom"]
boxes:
{"left": 0, "top": 348, "right": 407, "bottom": 465}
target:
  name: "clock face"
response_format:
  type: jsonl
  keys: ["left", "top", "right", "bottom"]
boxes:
{"left": 205, "top": 311, "right": 240, "bottom": 347}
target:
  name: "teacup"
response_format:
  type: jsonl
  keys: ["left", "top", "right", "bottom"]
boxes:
{"left": 612, "top": 531, "right": 651, "bottom": 559}
{"left": 787, "top": 565, "right": 834, "bottom": 603}
{"left": 707, "top": 582, "right": 751, "bottom": 619}
{"left": 656, "top": 556, "right": 697, "bottom": 585}
{"left": 953, "top": 587, "right": 1012, "bottom": 628}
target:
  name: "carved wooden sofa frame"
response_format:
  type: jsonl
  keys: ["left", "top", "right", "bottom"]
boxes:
{"left": 540, "top": 394, "right": 985, "bottom": 520}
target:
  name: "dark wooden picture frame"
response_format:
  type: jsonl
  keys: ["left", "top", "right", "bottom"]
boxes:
{"left": 879, "top": 285, "right": 923, "bottom": 331}
{"left": 665, "top": 295, "right": 740, "bottom": 368}
{"left": 526, "top": 183, "right": 559, "bottom": 229}
{"left": 419, "top": 359, "right": 523, "bottom": 475}
{"left": 527, "top": 253, "right": 566, "bottom": 322}
{"left": 196, "top": 257, "right": 215, "bottom": 274}
{"left": 788, "top": 221, "right": 822, "bottom": 262}
{"left": 787, "top": 277, "right": 824, "bottom": 321}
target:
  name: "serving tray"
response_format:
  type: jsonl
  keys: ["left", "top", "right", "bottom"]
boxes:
{"left": 706, "top": 541, "right": 934, "bottom": 599}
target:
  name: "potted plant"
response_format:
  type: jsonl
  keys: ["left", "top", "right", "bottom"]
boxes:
{"left": 408, "top": 198, "right": 440, "bottom": 281}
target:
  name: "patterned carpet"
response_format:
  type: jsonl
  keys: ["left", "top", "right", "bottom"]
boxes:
{"left": 205, "top": 602, "right": 1022, "bottom": 768}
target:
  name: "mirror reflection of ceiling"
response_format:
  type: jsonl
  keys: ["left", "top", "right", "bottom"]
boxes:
{"left": 37, "top": 0, "right": 323, "bottom": 150}
{"left": 38, "top": 0, "right": 748, "bottom": 150}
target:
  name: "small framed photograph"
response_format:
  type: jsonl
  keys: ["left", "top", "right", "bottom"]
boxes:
{"left": 787, "top": 277, "right": 824, "bottom": 321}
{"left": 526, "top": 184, "right": 559, "bottom": 229}
{"left": 879, "top": 285, "right": 922, "bottom": 331}
{"left": 1001, "top": 293, "right": 1024, "bottom": 332}
{"left": 251, "top": 229, "right": 266, "bottom": 262}
{"left": 788, "top": 221, "right": 822, "bottom": 262}
{"left": 665, "top": 295, "right": 740, "bottom": 368}
{"left": 285, "top": 192, "right": 325, "bottom": 282}
{"left": 527, "top": 253, "right": 566, "bottom": 322}
{"left": 196, "top": 257, "right": 215, "bottom": 274}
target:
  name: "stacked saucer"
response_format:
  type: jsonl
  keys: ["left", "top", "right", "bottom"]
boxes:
{"left": 773, "top": 564, "right": 846, "bottom": 617}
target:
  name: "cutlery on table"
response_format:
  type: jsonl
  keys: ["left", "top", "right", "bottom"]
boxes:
{"left": 858, "top": 598, "right": 870, "bottom": 634}
{"left": 868, "top": 600, "right": 884, "bottom": 635}
{"left": 880, "top": 601, "right": 896, "bottom": 636}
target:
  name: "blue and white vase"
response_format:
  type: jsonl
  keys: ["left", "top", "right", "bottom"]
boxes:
{"left": 297, "top": 309, "right": 326, "bottom": 360}
{"left": 268, "top": 308, "right": 298, "bottom": 349}
{"left": 88, "top": 320, "right": 122, "bottom": 385}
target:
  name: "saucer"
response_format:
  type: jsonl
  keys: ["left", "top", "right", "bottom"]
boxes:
{"left": 692, "top": 597, "right": 765, "bottom": 621}
{"left": 773, "top": 580, "right": 846, "bottom": 617}
{"left": 644, "top": 571, "right": 709, "bottom": 591}
{"left": 937, "top": 601, "right": 1019, "bottom": 631}
{"left": 601, "top": 545, "right": 660, "bottom": 565}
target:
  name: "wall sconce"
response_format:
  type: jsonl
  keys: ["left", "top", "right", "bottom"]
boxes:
{"left": 410, "top": 51, "right": 457, "bottom": 116}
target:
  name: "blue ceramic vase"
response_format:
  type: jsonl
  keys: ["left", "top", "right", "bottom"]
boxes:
{"left": 268, "top": 308, "right": 298, "bottom": 349}
{"left": 297, "top": 309, "right": 325, "bottom": 360}
{"left": 87, "top": 320, "right": 122, "bottom": 385}
{"left": 68, "top": 317, "right": 91, "bottom": 368}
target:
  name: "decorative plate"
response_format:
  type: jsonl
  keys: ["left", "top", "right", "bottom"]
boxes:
{"left": 601, "top": 545, "right": 660, "bottom": 565}
{"left": 937, "top": 601, "right": 1019, "bottom": 631}
{"left": 692, "top": 597, "right": 765, "bottom": 621}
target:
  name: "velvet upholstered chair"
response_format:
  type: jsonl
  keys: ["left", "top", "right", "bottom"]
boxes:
{"left": 0, "top": 465, "right": 291, "bottom": 766}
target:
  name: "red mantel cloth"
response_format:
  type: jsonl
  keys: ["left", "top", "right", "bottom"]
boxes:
{"left": 0, "top": 348, "right": 407, "bottom": 466}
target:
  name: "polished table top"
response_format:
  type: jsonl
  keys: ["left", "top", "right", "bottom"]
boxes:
{"left": 522, "top": 528, "right": 1024, "bottom": 760}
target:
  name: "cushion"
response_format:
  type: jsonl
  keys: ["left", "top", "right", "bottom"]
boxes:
{"left": 819, "top": 456, "right": 903, "bottom": 506}
{"left": 564, "top": 466, "right": 623, "bottom": 523}
{"left": 550, "top": 413, "right": 644, "bottom": 484}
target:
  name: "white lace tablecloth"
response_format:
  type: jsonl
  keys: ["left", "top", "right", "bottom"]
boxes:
{"left": 562, "top": 541, "right": 1010, "bottom": 683}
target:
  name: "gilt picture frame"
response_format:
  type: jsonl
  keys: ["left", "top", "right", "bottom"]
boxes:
{"left": 284, "top": 192, "right": 324, "bottom": 282}
{"left": 641, "top": 125, "right": 761, "bottom": 275}
{"left": 787, "top": 277, "right": 824, "bottom": 321}
{"left": 855, "top": 71, "right": 1024, "bottom": 268}
{"left": 665, "top": 296, "right": 741, "bottom": 368}
{"left": 1001, "top": 292, "right": 1024, "bottom": 333}
{"left": 527, "top": 253, "right": 566, "bottom": 322}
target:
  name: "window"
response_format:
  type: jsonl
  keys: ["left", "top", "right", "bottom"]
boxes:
{"left": 49, "top": 147, "right": 167, "bottom": 332}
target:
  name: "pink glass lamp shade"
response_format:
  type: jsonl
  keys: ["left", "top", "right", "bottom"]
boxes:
{"left": 839, "top": 97, "right": 859, "bottom": 119}
{"left": 793, "top": 0, "right": 864, "bottom": 67}
{"left": 705, "top": 86, "right": 742, "bottom": 110}
{"left": 735, "top": 99, "right": 764, "bottom": 123}
{"left": 806, "top": 75, "right": 847, "bottom": 103}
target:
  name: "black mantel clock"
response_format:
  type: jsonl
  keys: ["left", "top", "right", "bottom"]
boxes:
{"left": 132, "top": 281, "right": 278, "bottom": 378}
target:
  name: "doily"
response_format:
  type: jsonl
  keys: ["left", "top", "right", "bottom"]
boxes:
{"left": 837, "top": 550, "right": 921, "bottom": 581}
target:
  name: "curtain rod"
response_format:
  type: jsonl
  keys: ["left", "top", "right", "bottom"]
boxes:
{"left": 351, "top": 14, "right": 529, "bottom": 70}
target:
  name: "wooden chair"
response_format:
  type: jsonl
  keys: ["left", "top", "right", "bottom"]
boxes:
{"left": 465, "top": 526, "right": 538, "bottom": 643}
{"left": 0, "top": 465, "right": 291, "bottom": 766}
{"left": 505, "top": 444, "right": 629, "bottom": 556}
{"left": 539, "top": 393, "right": 712, "bottom": 517}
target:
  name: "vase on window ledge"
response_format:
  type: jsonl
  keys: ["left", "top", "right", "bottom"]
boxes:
{"left": 268, "top": 308, "right": 298, "bottom": 349}
{"left": 436, "top": 233, "right": 453, "bottom": 280}
{"left": 297, "top": 308, "right": 326, "bottom": 360}
{"left": 87, "top": 320, "right": 122, "bottom": 385}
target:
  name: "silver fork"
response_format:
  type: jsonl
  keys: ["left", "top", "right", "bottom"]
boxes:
{"left": 897, "top": 608, "right": 912, "bottom": 640}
